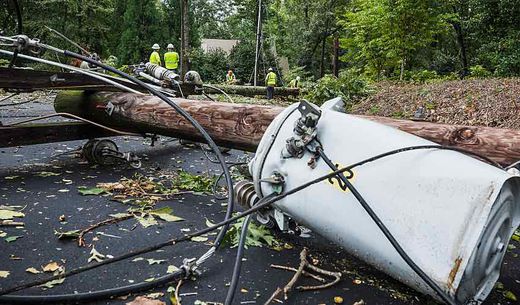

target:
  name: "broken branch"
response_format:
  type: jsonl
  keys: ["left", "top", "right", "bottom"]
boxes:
{"left": 282, "top": 248, "right": 309, "bottom": 299}
{"left": 263, "top": 287, "right": 283, "bottom": 305}
{"left": 78, "top": 214, "right": 133, "bottom": 247}
{"left": 270, "top": 264, "right": 326, "bottom": 283}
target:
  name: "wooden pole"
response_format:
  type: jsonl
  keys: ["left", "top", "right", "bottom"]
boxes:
{"left": 54, "top": 91, "right": 279, "bottom": 152}
{"left": 54, "top": 91, "right": 520, "bottom": 166}
{"left": 253, "top": 0, "right": 263, "bottom": 86}
{"left": 332, "top": 37, "right": 339, "bottom": 77}
{"left": 180, "top": 0, "right": 190, "bottom": 76}
{"left": 0, "top": 122, "right": 119, "bottom": 148}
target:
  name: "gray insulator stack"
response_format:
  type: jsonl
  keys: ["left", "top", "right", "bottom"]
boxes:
{"left": 234, "top": 180, "right": 259, "bottom": 209}
{"left": 145, "top": 63, "right": 180, "bottom": 82}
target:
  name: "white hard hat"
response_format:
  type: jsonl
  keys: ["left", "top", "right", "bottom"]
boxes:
{"left": 268, "top": 67, "right": 273, "bottom": 71}
{"left": 167, "top": 43, "right": 174, "bottom": 49}
{"left": 152, "top": 44, "right": 160, "bottom": 50}
{"left": 296, "top": 76, "right": 301, "bottom": 81}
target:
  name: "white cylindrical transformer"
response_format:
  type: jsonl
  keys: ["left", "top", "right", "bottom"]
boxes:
{"left": 249, "top": 98, "right": 520, "bottom": 304}
{"left": 145, "top": 63, "right": 180, "bottom": 82}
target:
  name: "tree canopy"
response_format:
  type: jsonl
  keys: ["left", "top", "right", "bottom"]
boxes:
{"left": 1, "top": 0, "right": 520, "bottom": 82}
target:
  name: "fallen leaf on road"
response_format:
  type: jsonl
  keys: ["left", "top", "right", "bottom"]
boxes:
{"left": 190, "top": 236, "right": 208, "bottom": 242}
{"left": 145, "top": 292, "right": 164, "bottom": 299}
{"left": 26, "top": 267, "right": 41, "bottom": 274}
{"left": 78, "top": 187, "right": 106, "bottom": 196}
{"left": 40, "top": 277, "right": 65, "bottom": 289}
{"left": 88, "top": 247, "right": 105, "bottom": 263}
{"left": 149, "top": 207, "right": 184, "bottom": 222}
{"left": 205, "top": 218, "right": 215, "bottom": 228}
{"left": 110, "top": 213, "right": 131, "bottom": 218}
{"left": 0, "top": 271, "right": 9, "bottom": 278}
{"left": 353, "top": 300, "right": 365, "bottom": 305}
{"left": 54, "top": 230, "right": 80, "bottom": 239}
{"left": 125, "top": 296, "right": 166, "bottom": 305}
{"left": 136, "top": 215, "right": 158, "bottom": 228}
{"left": 334, "top": 296, "right": 344, "bottom": 304}
{"left": 146, "top": 259, "right": 165, "bottom": 265}
{"left": 5, "top": 235, "right": 22, "bottom": 242}
{"left": 37, "top": 171, "right": 61, "bottom": 177}
{"left": 167, "top": 265, "right": 179, "bottom": 274}
{"left": 0, "top": 209, "right": 24, "bottom": 220}
{"left": 42, "top": 262, "right": 60, "bottom": 272}
{"left": 504, "top": 290, "right": 517, "bottom": 301}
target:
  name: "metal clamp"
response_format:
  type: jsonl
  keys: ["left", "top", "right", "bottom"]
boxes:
{"left": 282, "top": 100, "right": 322, "bottom": 159}
{"left": 181, "top": 257, "right": 201, "bottom": 279}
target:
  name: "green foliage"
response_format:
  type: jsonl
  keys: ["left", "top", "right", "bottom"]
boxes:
{"left": 266, "top": 0, "right": 349, "bottom": 77}
{"left": 399, "top": 70, "right": 446, "bottom": 83}
{"left": 173, "top": 170, "right": 215, "bottom": 194}
{"left": 117, "top": 0, "right": 164, "bottom": 65}
{"left": 221, "top": 216, "right": 278, "bottom": 249}
{"left": 3, "top": 0, "right": 520, "bottom": 81}
{"left": 469, "top": 65, "right": 491, "bottom": 78}
{"left": 340, "top": 0, "right": 450, "bottom": 79}
{"left": 229, "top": 41, "right": 256, "bottom": 84}
{"left": 190, "top": 48, "right": 229, "bottom": 83}
{"left": 283, "top": 66, "right": 313, "bottom": 84}
{"left": 304, "top": 70, "right": 371, "bottom": 107}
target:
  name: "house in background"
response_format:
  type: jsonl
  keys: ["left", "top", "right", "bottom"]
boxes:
{"left": 201, "top": 39, "right": 240, "bottom": 55}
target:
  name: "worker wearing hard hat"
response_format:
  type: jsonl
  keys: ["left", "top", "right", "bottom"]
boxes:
{"left": 164, "top": 44, "right": 179, "bottom": 72}
{"left": 289, "top": 76, "right": 301, "bottom": 88}
{"left": 226, "top": 70, "right": 237, "bottom": 84}
{"left": 149, "top": 44, "right": 162, "bottom": 66}
{"left": 265, "top": 67, "right": 277, "bottom": 100}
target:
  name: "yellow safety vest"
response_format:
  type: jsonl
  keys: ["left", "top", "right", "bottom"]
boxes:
{"left": 266, "top": 72, "right": 277, "bottom": 86}
{"left": 149, "top": 51, "right": 161, "bottom": 66}
{"left": 226, "top": 73, "right": 236, "bottom": 83}
{"left": 164, "top": 52, "right": 179, "bottom": 69}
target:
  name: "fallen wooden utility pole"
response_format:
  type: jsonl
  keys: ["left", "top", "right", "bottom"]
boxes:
{"left": 0, "top": 68, "right": 198, "bottom": 96}
{"left": 54, "top": 91, "right": 520, "bottom": 166}
{"left": 204, "top": 84, "right": 300, "bottom": 97}
{"left": 0, "top": 122, "right": 119, "bottom": 148}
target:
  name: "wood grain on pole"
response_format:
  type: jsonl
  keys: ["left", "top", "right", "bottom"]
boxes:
{"left": 54, "top": 91, "right": 520, "bottom": 166}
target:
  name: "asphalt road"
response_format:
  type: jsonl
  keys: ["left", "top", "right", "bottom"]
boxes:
{"left": 0, "top": 92, "right": 519, "bottom": 305}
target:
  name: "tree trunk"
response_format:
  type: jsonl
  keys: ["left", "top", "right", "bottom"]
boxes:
{"left": 451, "top": 21, "right": 468, "bottom": 78}
{"left": 320, "top": 34, "right": 327, "bottom": 78}
{"left": 204, "top": 84, "right": 299, "bottom": 97}
{"left": 55, "top": 91, "right": 520, "bottom": 166}
{"left": 400, "top": 58, "right": 405, "bottom": 81}
{"left": 332, "top": 37, "right": 339, "bottom": 77}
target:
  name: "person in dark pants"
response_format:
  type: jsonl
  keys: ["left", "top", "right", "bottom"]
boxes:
{"left": 265, "top": 67, "right": 277, "bottom": 100}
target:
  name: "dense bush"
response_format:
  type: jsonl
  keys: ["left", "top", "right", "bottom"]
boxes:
{"left": 304, "top": 69, "right": 372, "bottom": 107}
{"left": 469, "top": 65, "right": 492, "bottom": 78}
{"left": 229, "top": 41, "right": 256, "bottom": 84}
{"left": 190, "top": 48, "right": 229, "bottom": 83}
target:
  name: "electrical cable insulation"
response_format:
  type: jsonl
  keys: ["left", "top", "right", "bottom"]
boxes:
{"left": 62, "top": 50, "right": 236, "bottom": 249}
{"left": 224, "top": 215, "right": 252, "bottom": 305}
{"left": 0, "top": 144, "right": 494, "bottom": 301}
{"left": 224, "top": 192, "right": 277, "bottom": 305}
{"left": 316, "top": 146, "right": 459, "bottom": 305}
{"left": 0, "top": 43, "right": 235, "bottom": 303}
